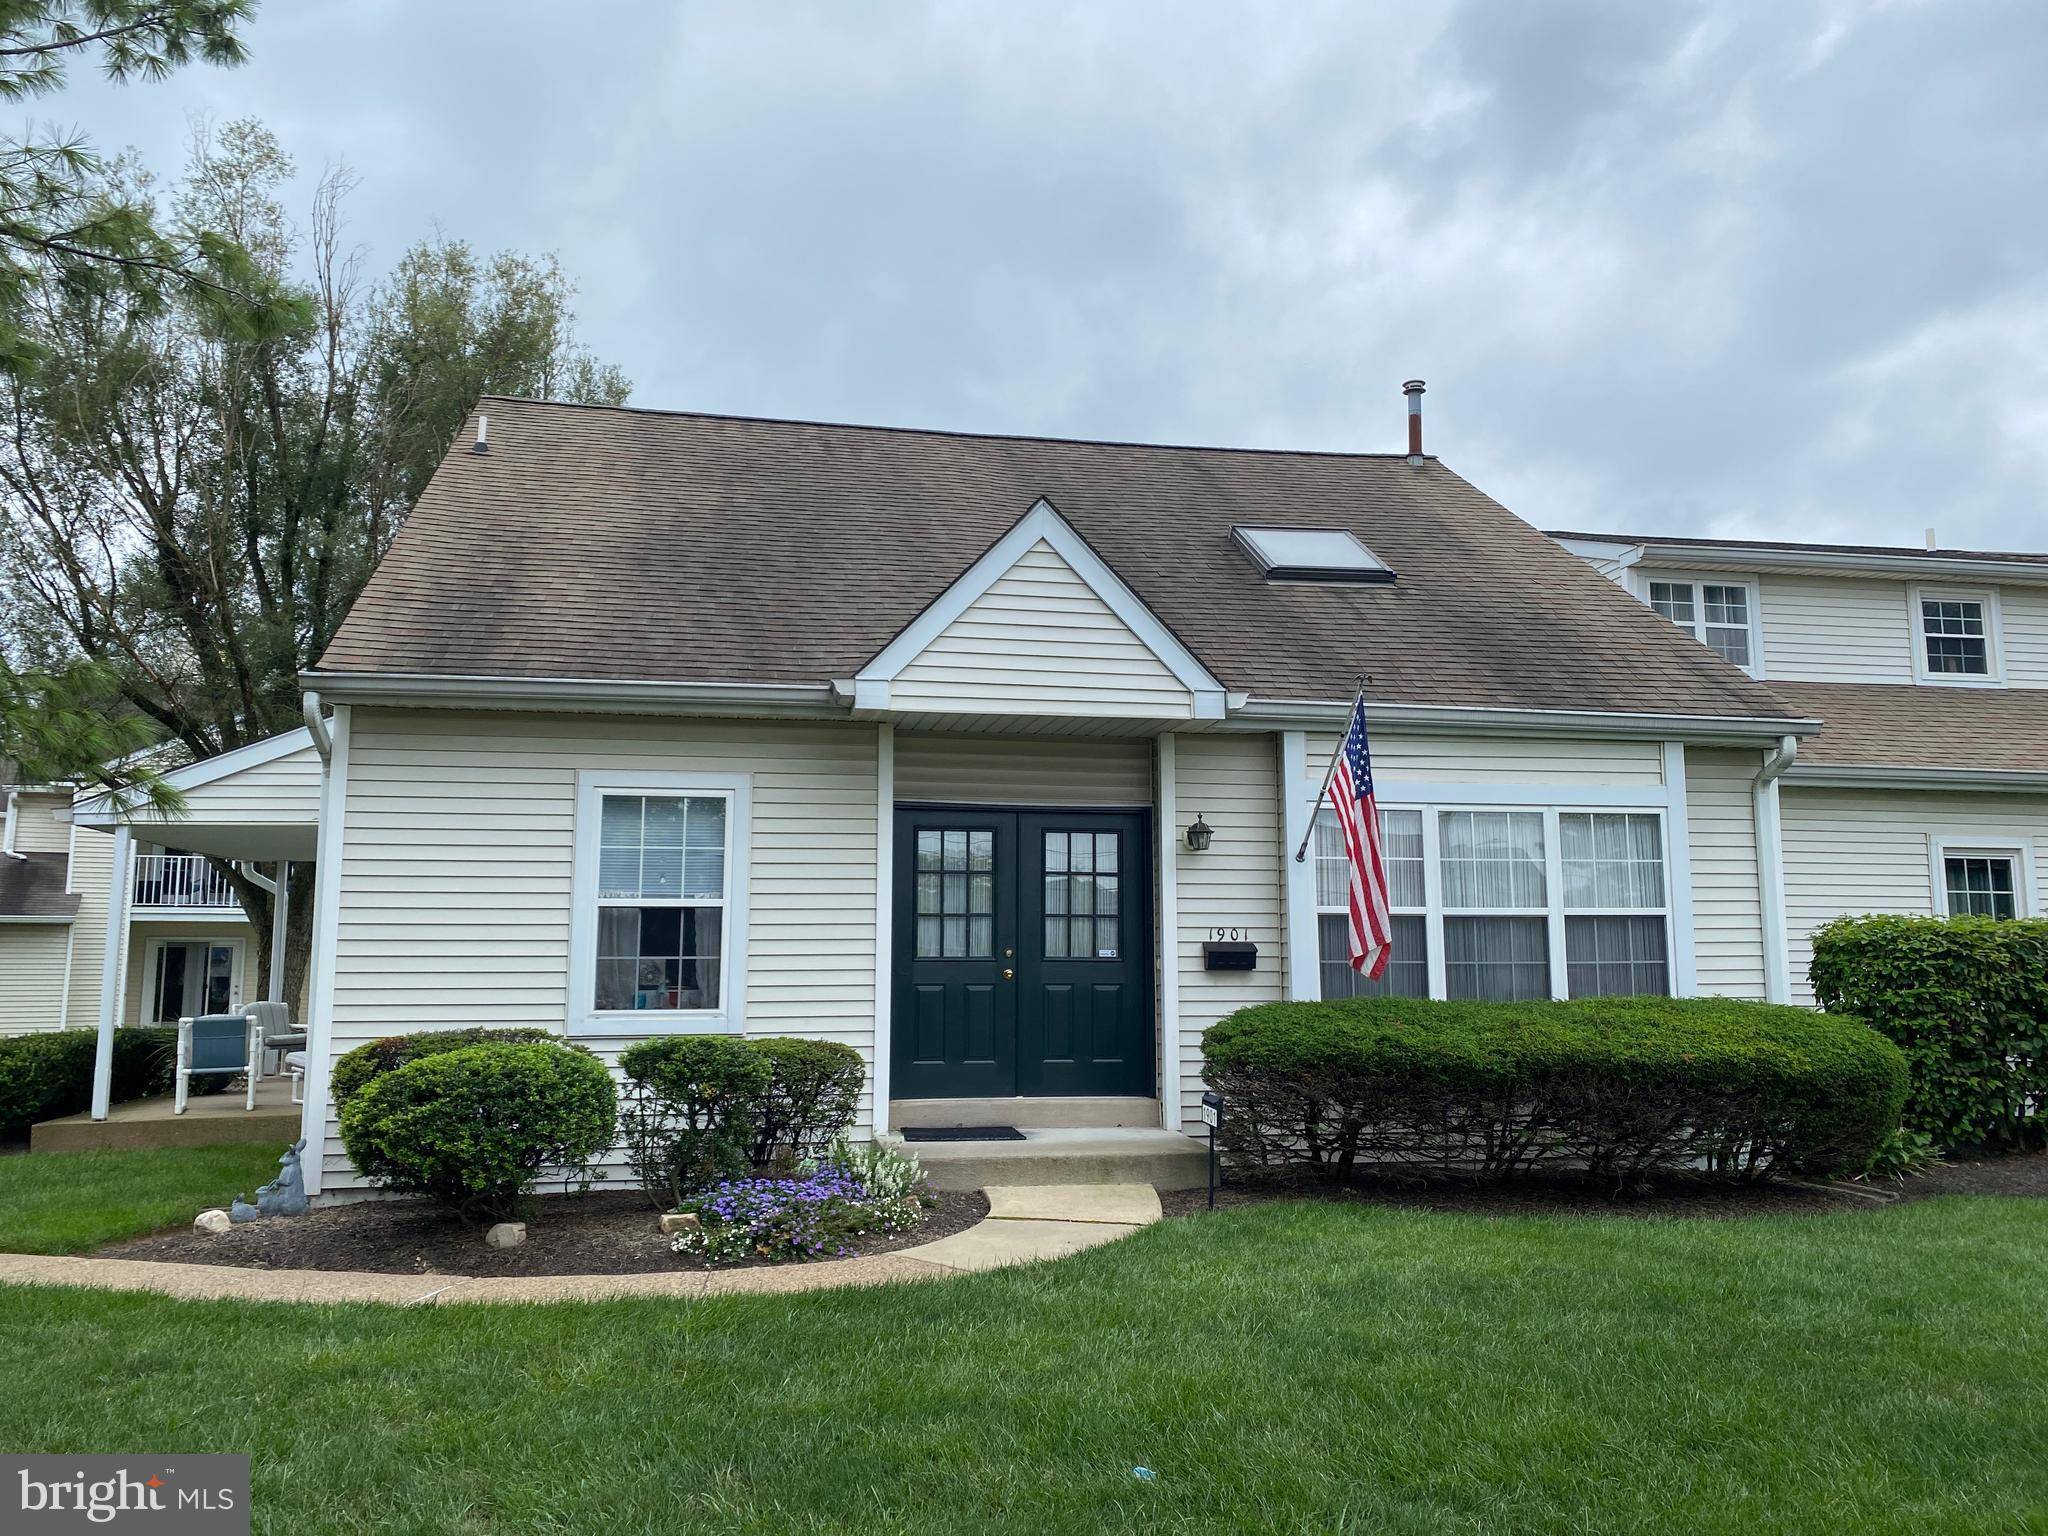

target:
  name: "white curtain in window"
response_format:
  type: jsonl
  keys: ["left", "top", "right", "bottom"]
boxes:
{"left": 1440, "top": 811, "right": 1545, "bottom": 909}
{"left": 1315, "top": 807, "right": 1424, "bottom": 909}
{"left": 1560, "top": 813, "right": 1664, "bottom": 909}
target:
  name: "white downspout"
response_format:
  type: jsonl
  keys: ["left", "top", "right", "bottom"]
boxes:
{"left": 303, "top": 691, "right": 332, "bottom": 763}
{"left": 2, "top": 788, "right": 24, "bottom": 859}
{"left": 1753, "top": 735, "right": 1798, "bottom": 1005}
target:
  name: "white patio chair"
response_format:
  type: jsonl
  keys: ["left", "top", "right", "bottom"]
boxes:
{"left": 284, "top": 1050, "right": 307, "bottom": 1105}
{"left": 244, "top": 1001, "right": 305, "bottom": 1079}
{"left": 175, "top": 1014, "right": 262, "bottom": 1113}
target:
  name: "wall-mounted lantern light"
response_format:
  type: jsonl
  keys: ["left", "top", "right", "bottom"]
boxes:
{"left": 1185, "top": 813, "right": 1213, "bottom": 852}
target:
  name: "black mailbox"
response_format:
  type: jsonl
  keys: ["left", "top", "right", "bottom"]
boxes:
{"left": 1202, "top": 941, "right": 1257, "bottom": 971}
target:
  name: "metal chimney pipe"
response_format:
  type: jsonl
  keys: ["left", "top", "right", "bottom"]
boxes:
{"left": 1403, "top": 380, "right": 1426, "bottom": 463}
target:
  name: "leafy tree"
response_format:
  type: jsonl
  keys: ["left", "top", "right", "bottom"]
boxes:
{"left": 0, "top": 118, "right": 630, "bottom": 1004}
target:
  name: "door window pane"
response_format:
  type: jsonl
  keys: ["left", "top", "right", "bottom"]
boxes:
{"left": 1044, "top": 831, "right": 1122, "bottom": 959}
{"left": 1319, "top": 913, "right": 1428, "bottom": 999}
{"left": 1444, "top": 915, "right": 1550, "bottom": 1001}
{"left": 205, "top": 944, "right": 235, "bottom": 1014}
{"left": 1565, "top": 915, "right": 1670, "bottom": 997}
{"left": 915, "top": 825, "right": 996, "bottom": 957}
{"left": 1440, "top": 811, "right": 1546, "bottom": 909}
{"left": 1944, "top": 855, "right": 2018, "bottom": 919}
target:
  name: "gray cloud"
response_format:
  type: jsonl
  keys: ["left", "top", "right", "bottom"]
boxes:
{"left": 53, "top": 0, "right": 2048, "bottom": 550}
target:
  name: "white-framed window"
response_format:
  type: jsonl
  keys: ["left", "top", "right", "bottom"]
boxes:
{"left": 1644, "top": 575, "right": 1761, "bottom": 675}
{"left": 1909, "top": 586, "right": 2003, "bottom": 685}
{"left": 1314, "top": 807, "right": 1429, "bottom": 998}
{"left": 568, "top": 770, "right": 751, "bottom": 1035}
{"left": 1930, "top": 838, "right": 2034, "bottom": 920}
{"left": 1560, "top": 811, "right": 1670, "bottom": 997}
{"left": 1312, "top": 802, "right": 1675, "bottom": 1004}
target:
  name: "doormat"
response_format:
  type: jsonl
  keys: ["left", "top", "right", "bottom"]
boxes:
{"left": 900, "top": 1126, "right": 1027, "bottom": 1143}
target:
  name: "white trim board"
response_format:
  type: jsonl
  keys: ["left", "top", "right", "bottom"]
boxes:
{"left": 71, "top": 727, "right": 315, "bottom": 826}
{"left": 854, "top": 498, "right": 1228, "bottom": 719}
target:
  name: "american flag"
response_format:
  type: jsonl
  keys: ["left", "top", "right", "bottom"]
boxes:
{"left": 1327, "top": 697, "right": 1393, "bottom": 979}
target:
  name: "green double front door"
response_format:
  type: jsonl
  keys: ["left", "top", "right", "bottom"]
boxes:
{"left": 892, "top": 806, "right": 1153, "bottom": 1100}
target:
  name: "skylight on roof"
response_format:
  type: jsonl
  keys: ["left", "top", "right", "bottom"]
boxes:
{"left": 1232, "top": 526, "right": 1394, "bottom": 584}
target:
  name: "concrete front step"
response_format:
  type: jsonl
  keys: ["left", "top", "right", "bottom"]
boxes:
{"left": 889, "top": 1096, "right": 1160, "bottom": 1130}
{"left": 884, "top": 1127, "right": 1210, "bottom": 1191}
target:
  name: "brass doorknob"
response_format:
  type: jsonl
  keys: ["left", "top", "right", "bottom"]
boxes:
{"left": 1002, "top": 968, "right": 1015, "bottom": 980}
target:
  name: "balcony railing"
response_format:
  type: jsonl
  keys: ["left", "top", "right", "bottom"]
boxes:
{"left": 133, "top": 853, "right": 238, "bottom": 909}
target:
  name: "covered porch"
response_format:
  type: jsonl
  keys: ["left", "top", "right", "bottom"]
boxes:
{"left": 62, "top": 728, "right": 324, "bottom": 1147}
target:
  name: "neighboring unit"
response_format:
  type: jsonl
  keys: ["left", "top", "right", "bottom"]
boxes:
{"left": 1552, "top": 530, "right": 2048, "bottom": 1000}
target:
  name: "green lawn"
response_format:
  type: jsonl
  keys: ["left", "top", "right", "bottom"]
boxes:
{"left": 1, "top": 1175, "right": 2043, "bottom": 1534}
{"left": 0, "top": 1143, "right": 283, "bottom": 1254}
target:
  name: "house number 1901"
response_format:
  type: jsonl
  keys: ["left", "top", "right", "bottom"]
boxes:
{"left": 1209, "top": 927, "right": 1248, "bottom": 942}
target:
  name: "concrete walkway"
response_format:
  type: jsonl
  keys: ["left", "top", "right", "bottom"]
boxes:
{"left": 0, "top": 1184, "right": 1162, "bottom": 1306}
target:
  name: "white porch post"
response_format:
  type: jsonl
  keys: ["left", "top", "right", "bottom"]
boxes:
{"left": 267, "top": 858, "right": 289, "bottom": 1004}
{"left": 1157, "top": 732, "right": 1180, "bottom": 1131}
{"left": 1280, "top": 730, "right": 1318, "bottom": 1001}
{"left": 871, "top": 722, "right": 893, "bottom": 1136}
{"left": 299, "top": 704, "right": 351, "bottom": 1191}
{"left": 89, "top": 825, "right": 133, "bottom": 1120}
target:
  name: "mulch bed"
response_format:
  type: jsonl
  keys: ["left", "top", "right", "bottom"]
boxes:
{"left": 1160, "top": 1149, "right": 2048, "bottom": 1222}
{"left": 101, "top": 1187, "right": 990, "bottom": 1277}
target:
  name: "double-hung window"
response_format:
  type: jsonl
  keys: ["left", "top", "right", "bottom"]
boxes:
{"left": 572, "top": 772, "right": 749, "bottom": 1033}
{"left": 1648, "top": 578, "right": 1755, "bottom": 670}
{"left": 1916, "top": 593, "right": 1992, "bottom": 679}
{"left": 1439, "top": 810, "right": 1551, "bottom": 1001}
{"left": 1314, "top": 807, "right": 1428, "bottom": 997}
{"left": 1560, "top": 812, "right": 1670, "bottom": 996}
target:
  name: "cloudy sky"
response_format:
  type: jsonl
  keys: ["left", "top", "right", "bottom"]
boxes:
{"left": 56, "top": 0, "right": 2048, "bottom": 550}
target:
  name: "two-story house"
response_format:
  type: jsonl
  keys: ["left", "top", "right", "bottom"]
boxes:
{"left": 1551, "top": 531, "right": 2048, "bottom": 1001}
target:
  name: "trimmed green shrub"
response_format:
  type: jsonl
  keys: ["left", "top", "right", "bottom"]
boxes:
{"left": 0, "top": 1027, "right": 179, "bottom": 1138}
{"left": 338, "top": 1041, "right": 617, "bottom": 1222}
{"left": 330, "top": 1026, "right": 560, "bottom": 1109}
{"left": 1810, "top": 914, "right": 2048, "bottom": 1151}
{"left": 749, "top": 1037, "right": 864, "bottom": 1167}
{"left": 618, "top": 1035, "right": 773, "bottom": 1204}
{"left": 1201, "top": 995, "right": 1906, "bottom": 1183}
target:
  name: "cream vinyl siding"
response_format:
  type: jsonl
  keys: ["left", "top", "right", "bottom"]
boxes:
{"left": 320, "top": 709, "right": 879, "bottom": 1189}
{"left": 1683, "top": 748, "right": 1766, "bottom": 999}
{"left": 10, "top": 791, "right": 72, "bottom": 853}
{"left": 1781, "top": 786, "right": 2048, "bottom": 1005}
{"left": 127, "top": 741, "right": 322, "bottom": 836}
{"left": 895, "top": 733, "right": 1153, "bottom": 807}
{"left": 0, "top": 926, "right": 71, "bottom": 1034}
{"left": 889, "top": 540, "right": 1195, "bottom": 719}
{"left": 2001, "top": 585, "right": 2048, "bottom": 686}
{"left": 1759, "top": 576, "right": 1915, "bottom": 682}
{"left": 1173, "top": 732, "right": 1283, "bottom": 1130}
{"left": 61, "top": 827, "right": 114, "bottom": 1033}
{"left": 1305, "top": 731, "right": 1666, "bottom": 787}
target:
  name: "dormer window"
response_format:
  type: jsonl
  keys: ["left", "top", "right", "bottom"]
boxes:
{"left": 1646, "top": 577, "right": 1756, "bottom": 672}
{"left": 1233, "top": 526, "right": 1394, "bottom": 584}
{"left": 1910, "top": 586, "right": 2002, "bottom": 685}
{"left": 1920, "top": 598, "right": 1987, "bottom": 675}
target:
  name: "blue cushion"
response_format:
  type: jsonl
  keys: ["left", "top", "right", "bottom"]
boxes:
{"left": 187, "top": 1015, "right": 250, "bottom": 1074}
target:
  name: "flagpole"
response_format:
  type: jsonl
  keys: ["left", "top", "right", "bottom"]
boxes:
{"left": 1292, "top": 673, "right": 1370, "bottom": 864}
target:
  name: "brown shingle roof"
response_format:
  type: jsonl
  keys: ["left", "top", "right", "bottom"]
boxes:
{"left": 0, "top": 851, "right": 78, "bottom": 919}
{"left": 317, "top": 399, "right": 1805, "bottom": 721}
{"left": 1768, "top": 681, "right": 2048, "bottom": 775}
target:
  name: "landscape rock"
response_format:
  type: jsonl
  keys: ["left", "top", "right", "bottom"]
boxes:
{"left": 193, "top": 1208, "right": 233, "bottom": 1235}
{"left": 484, "top": 1222, "right": 527, "bottom": 1249}
{"left": 658, "top": 1212, "right": 699, "bottom": 1235}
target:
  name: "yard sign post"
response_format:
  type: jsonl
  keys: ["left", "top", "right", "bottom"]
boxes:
{"left": 1201, "top": 1090, "right": 1223, "bottom": 1209}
